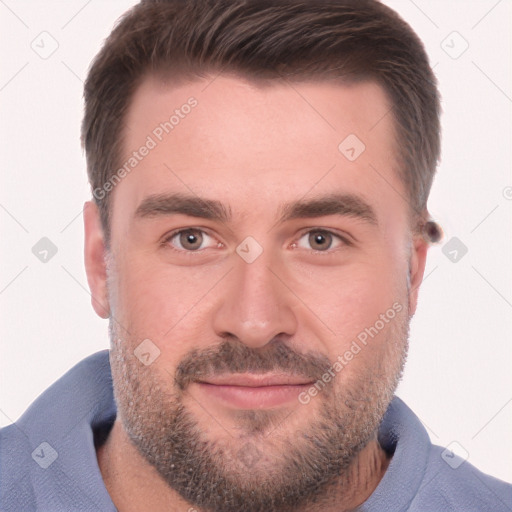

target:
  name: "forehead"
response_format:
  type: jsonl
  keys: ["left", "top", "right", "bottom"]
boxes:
{"left": 124, "top": 74, "right": 395, "bottom": 160}
{"left": 113, "top": 74, "right": 404, "bottom": 229}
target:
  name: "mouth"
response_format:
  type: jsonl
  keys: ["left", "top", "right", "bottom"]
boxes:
{"left": 193, "top": 373, "right": 315, "bottom": 409}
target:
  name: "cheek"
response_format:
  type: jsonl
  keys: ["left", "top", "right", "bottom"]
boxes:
{"left": 290, "top": 242, "right": 409, "bottom": 370}
{"left": 320, "top": 287, "right": 409, "bottom": 393}
{"left": 109, "top": 255, "right": 225, "bottom": 350}
{"left": 296, "top": 254, "right": 407, "bottom": 336}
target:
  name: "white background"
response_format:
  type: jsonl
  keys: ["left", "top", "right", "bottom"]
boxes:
{"left": 1, "top": 0, "right": 511, "bottom": 483}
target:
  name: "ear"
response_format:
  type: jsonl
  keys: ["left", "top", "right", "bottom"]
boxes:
{"left": 84, "top": 201, "right": 110, "bottom": 319}
{"left": 408, "top": 235, "right": 429, "bottom": 316}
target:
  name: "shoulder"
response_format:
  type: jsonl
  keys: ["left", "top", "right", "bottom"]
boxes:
{"left": 366, "top": 397, "right": 512, "bottom": 512}
{"left": 0, "top": 350, "right": 116, "bottom": 511}
{"left": 410, "top": 443, "right": 512, "bottom": 512}
{"left": 393, "top": 396, "right": 512, "bottom": 511}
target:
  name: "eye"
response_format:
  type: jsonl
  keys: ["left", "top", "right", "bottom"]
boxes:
{"left": 165, "top": 228, "right": 218, "bottom": 251}
{"left": 295, "top": 229, "right": 348, "bottom": 252}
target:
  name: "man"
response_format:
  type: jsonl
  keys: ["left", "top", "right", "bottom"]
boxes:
{"left": 1, "top": 0, "right": 510, "bottom": 510}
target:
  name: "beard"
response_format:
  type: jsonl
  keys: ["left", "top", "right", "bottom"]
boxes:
{"left": 108, "top": 303, "right": 409, "bottom": 512}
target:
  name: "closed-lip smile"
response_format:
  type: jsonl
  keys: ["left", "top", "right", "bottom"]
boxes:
{"left": 193, "top": 373, "right": 315, "bottom": 409}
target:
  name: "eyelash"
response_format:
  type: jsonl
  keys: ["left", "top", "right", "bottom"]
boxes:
{"left": 161, "top": 227, "right": 352, "bottom": 254}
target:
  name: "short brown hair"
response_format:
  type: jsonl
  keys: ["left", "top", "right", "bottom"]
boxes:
{"left": 82, "top": 0, "right": 441, "bottom": 242}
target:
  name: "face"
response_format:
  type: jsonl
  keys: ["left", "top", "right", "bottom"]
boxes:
{"left": 85, "top": 75, "right": 428, "bottom": 511}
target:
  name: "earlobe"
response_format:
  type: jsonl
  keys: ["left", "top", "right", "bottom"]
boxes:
{"left": 83, "top": 201, "right": 110, "bottom": 319}
{"left": 408, "top": 236, "right": 429, "bottom": 316}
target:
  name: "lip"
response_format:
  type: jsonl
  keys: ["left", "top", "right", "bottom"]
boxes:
{"left": 199, "top": 373, "right": 314, "bottom": 387}
{"left": 193, "top": 373, "right": 315, "bottom": 409}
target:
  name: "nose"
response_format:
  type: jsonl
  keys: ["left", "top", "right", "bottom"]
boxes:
{"left": 211, "top": 250, "right": 298, "bottom": 349}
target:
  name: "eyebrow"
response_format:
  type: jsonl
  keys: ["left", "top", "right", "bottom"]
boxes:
{"left": 278, "top": 193, "right": 378, "bottom": 225}
{"left": 135, "top": 193, "right": 231, "bottom": 222}
{"left": 134, "top": 192, "right": 377, "bottom": 226}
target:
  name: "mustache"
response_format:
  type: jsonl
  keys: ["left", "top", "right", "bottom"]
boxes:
{"left": 174, "top": 339, "right": 332, "bottom": 391}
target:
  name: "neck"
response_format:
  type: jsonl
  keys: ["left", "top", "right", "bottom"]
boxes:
{"left": 97, "top": 419, "right": 390, "bottom": 512}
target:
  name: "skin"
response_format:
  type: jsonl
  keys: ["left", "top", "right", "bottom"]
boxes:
{"left": 84, "top": 75, "right": 428, "bottom": 511}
